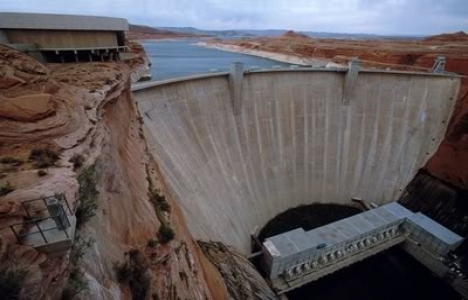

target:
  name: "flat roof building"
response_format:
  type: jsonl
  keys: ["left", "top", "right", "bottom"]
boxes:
{"left": 262, "top": 202, "right": 464, "bottom": 292}
{"left": 0, "top": 12, "right": 129, "bottom": 62}
{"left": 263, "top": 203, "right": 414, "bottom": 279}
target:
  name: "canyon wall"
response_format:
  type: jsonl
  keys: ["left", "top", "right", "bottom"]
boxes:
{"left": 134, "top": 70, "right": 460, "bottom": 253}
{"left": 0, "top": 44, "right": 225, "bottom": 300}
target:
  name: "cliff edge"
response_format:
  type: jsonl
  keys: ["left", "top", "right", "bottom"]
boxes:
{"left": 0, "top": 44, "right": 228, "bottom": 300}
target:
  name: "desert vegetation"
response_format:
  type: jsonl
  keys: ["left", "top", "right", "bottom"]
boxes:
{"left": 75, "top": 165, "right": 99, "bottom": 227}
{"left": 113, "top": 249, "right": 151, "bottom": 300}
{"left": 28, "top": 147, "right": 60, "bottom": 168}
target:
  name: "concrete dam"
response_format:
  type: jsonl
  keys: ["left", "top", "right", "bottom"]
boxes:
{"left": 133, "top": 65, "right": 460, "bottom": 254}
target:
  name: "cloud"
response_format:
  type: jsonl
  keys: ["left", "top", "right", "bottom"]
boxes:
{"left": 0, "top": 0, "right": 466, "bottom": 35}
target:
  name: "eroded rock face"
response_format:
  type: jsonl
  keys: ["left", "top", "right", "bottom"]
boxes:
{"left": 199, "top": 241, "right": 277, "bottom": 300}
{"left": 0, "top": 236, "right": 68, "bottom": 300}
{"left": 0, "top": 44, "right": 225, "bottom": 300}
{"left": 124, "top": 39, "right": 152, "bottom": 82}
{"left": 0, "top": 45, "right": 55, "bottom": 121}
{"left": 426, "top": 77, "right": 468, "bottom": 189}
{"left": 0, "top": 92, "right": 55, "bottom": 121}
{"left": 0, "top": 45, "right": 49, "bottom": 89}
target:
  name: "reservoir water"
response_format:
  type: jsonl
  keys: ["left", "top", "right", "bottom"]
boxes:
{"left": 141, "top": 39, "right": 291, "bottom": 80}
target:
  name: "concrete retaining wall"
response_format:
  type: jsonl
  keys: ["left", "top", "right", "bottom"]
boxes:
{"left": 134, "top": 70, "right": 460, "bottom": 253}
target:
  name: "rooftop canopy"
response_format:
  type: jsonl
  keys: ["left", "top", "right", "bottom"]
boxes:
{"left": 0, "top": 12, "right": 128, "bottom": 31}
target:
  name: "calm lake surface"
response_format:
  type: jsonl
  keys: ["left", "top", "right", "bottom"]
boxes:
{"left": 141, "top": 39, "right": 291, "bottom": 80}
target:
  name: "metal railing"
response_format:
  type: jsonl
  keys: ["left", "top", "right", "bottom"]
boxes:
{"left": 0, "top": 194, "right": 74, "bottom": 246}
{"left": 20, "top": 193, "right": 73, "bottom": 217}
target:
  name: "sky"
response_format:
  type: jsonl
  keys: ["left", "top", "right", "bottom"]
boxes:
{"left": 0, "top": 0, "right": 467, "bottom": 36}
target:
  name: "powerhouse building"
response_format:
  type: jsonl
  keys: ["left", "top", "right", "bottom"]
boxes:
{"left": 0, "top": 12, "right": 128, "bottom": 62}
{"left": 262, "top": 202, "right": 463, "bottom": 281}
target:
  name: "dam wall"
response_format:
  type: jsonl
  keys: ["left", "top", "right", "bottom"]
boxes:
{"left": 133, "top": 69, "right": 460, "bottom": 253}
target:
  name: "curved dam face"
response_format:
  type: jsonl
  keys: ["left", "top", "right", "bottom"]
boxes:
{"left": 134, "top": 70, "right": 460, "bottom": 253}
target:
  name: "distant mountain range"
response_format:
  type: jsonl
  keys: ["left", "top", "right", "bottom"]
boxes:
{"left": 159, "top": 27, "right": 425, "bottom": 40}
{"left": 127, "top": 24, "right": 207, "bottom": 40}
{"left": 128, "top": 23, "right": 426, "bottom": 40}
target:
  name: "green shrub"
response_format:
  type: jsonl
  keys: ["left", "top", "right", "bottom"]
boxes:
{"left": 113, "top": 249, "right": 150, "bottom": 300}
{"left": 62, "top": 237, "right": 93, "bottom": 299}
{"left": 69, "top": 154, "right": 85, "bottom": 170}
{"left": 29, "top": 147, "right": 59, "bottom": 168}
{"left": 76, "top": 165, "right": 99, "bottom": 226}
{"left": 113, "top": 261, "right": 132, "bottom": 283}
{"left": 147, "top": 238, "right": 158, "bottom": 248}
{"left": 0, "top": 182, "right": 15, "bottom": 196}
{"left": 0, "top": 156, "right": 23, "bottom": 165}
{"left": 158, "top": 224, "right": 175, "bottom": 244}
{"left": 70, "top": 237, "right": 94, "bottom": 265}
{"left": 149, "top": 189, "right": 165, "bottom": 204}
{"left": 0, "top": 267, "right": 27, "bottom": 300}
{"left": 149, "top": 189, "right": 171, "bottom": 213}
{"left": 61, "top": 267, "right": 88, "bottom": 300}
{"left": 158, "top": 201, "right": 171, "bottom": 212}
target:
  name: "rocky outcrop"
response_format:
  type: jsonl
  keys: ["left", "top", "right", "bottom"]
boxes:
{"left": 423, "top": 31, "right": 468, "bottom": 43}
{"left": 280, "top": 30, "right": 312, "bottom": 40}
{"left": 0, "top": 236, "right": 68, "bottom": 300}
{"left": 0, "top": 44, "right": 49, "bottom": 90}
{"left": 0, "top": 45, "right": 54, "bottom": 121}
{"left": 124, "top": 39, "right": 152, "bottom": 82}
{"left": 0, "top": 44, "right": 225, "bottom": 300}
{"left": 199, "top": 241, "right": 277, "bottom": 300}
{"left": 127, "top": 24, "right": 205, "bottom": 40}
{"left": 399, "top": 171, "right": 468, "bottom": 236}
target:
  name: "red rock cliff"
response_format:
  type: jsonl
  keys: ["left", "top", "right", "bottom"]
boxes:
{"left": 0, "top": 44, "right": 228, "bottom": 300}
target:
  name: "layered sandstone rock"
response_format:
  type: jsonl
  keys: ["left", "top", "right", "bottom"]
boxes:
{"left": 0, "top": 44, "right": 226, "bottom": 300}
